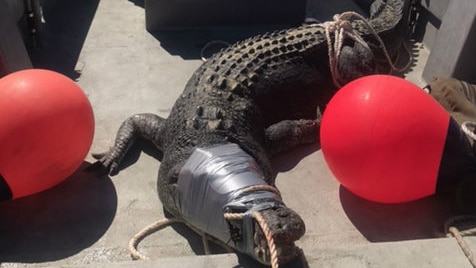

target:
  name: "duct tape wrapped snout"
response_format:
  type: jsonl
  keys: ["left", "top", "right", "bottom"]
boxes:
{"left": 176, "top": 143, "right": 283, "bottom": 255}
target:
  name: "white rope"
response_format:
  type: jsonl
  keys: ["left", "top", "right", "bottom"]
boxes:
{"left": 323, "top": 12, "right": 370, "bottom": 88}
{"left": 129, "top": 218, "right": 181, "bottom": 260}
{"left": 445, "top": 215, "right": 476, "bottom": 268}
{"left": 462, "top": 121, "right": 476, "bottom": 141}
{"left": 129, "top": 186, "right": 281, "bottom": 264}
{"left": 323, "top": 11, "right": 411, "bottom": 88}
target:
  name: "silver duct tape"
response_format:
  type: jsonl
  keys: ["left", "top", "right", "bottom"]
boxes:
{"left": 176, "top": 143, "right": 283, "bottom": 253}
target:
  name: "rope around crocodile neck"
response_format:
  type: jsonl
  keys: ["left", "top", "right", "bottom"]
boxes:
{"left": 128, "top": 184, "right": 282, "bottom": 268}
{"left": 444, "top": 215, "right": 476, "bottom": 267}
{"left": 323, "top": 11, "right": 412, "bottom": 88}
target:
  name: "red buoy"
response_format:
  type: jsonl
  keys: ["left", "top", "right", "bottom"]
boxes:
{"left": 320, "top": 75, "right": 474, "bottom": 203}
{"left": 0, "top": 69, "right": 94, "bottom": 200}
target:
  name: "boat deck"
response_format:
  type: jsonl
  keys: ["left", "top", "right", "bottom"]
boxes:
{"left": 1, "top": 0, "right": 473, "bottom": 267}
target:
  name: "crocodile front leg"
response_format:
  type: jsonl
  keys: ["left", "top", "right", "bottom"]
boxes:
{"left": 264, "top": 108, "right": 322, "bottom": 156}
{"left": 90, "top": 113, "right": 167, "bottom": 175}
{"left": 264, "top": 119, "right": 320, "bottom": 156}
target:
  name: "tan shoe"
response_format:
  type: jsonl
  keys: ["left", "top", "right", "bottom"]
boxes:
{"left": 428, "top": 77, "right": 476, "bottom": 144}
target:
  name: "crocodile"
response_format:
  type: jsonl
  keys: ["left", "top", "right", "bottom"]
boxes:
{"left": 91, "top": 0, "right": 411, "bottom": 265}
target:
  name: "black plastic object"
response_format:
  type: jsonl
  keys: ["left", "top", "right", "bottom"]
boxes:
{"left": 0, "top": 173, "right": 12, "bottom": 201}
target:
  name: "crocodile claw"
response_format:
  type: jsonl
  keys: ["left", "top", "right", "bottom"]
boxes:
{"left": 85, "top": 151, "right": 121, "bottom": 176}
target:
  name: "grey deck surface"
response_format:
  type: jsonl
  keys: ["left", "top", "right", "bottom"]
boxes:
{"left": 0, "top": 0, "right": 472, "bottom": 267}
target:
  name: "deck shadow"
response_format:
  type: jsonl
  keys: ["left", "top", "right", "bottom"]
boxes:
{"left": 27, "top": 0, "right": 100, "bottom": 80}
{"left": 340, "top": 186, "right": 459, "bottom": 242}
{"left": 271, "top": 143, "right": 321, "bottom": 173}
{"left": 150, "top": 25, "right": 295, "bottom": 60}
{"left": 0, "top": 162, "right": 117, "bottom": 263}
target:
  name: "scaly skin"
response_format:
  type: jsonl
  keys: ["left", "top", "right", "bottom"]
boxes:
{"left": 92, "top": 0, "right": 411, "bottom": 265}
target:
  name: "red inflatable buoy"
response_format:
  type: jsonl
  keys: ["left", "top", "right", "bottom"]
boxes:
{"left": 320, "top": 75, "right": 474, "bottom": 203}
{"left": 0, "top": 69, "right": 94, "bottom": 200}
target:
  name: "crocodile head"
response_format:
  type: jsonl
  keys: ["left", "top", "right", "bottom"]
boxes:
{"left": 177, "top": 143, "right": 306, "bottom": 265}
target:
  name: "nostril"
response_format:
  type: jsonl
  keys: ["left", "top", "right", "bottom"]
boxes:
{"left": 277, "top": 209, "right": 291, "bottom": 218}
{"left": 0, "top": 173, "right": 13, "bottom": 201}
{"left": 294, "top": 222, "right": 303, "bottom": 229}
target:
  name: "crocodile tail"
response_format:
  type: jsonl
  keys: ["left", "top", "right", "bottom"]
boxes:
{"left": 370, "top": 0, "right": 387, "bottom": 19}
{"left": 369, "top": 0, "right": 405, "bottom": 20}
{"left": 351, "top": 0, "right": 410, "bottom": 36}
{"left": 371, "top": 0, "right": 409, "bottom": 30}
{"left": 366, "top": 0, "right": 412, "bottom": 72}
{"left": 352, "top": 0, "right": 403, "bottom": 20}
{"left": 384, "top": 0, "right": 412, "bottom": 58}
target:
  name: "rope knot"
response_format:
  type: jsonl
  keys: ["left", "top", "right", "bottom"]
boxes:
{"left": 329, "top": 14, "right": 353, "bottom": 32}
{"left": 324, "top": 13, "right": 353, "bottom": 34}
{"left": 323, "top": 12, "right": 371, "bottom": 88}
{"left": 323, "top": 11, "right": 410, "bottom": 88}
